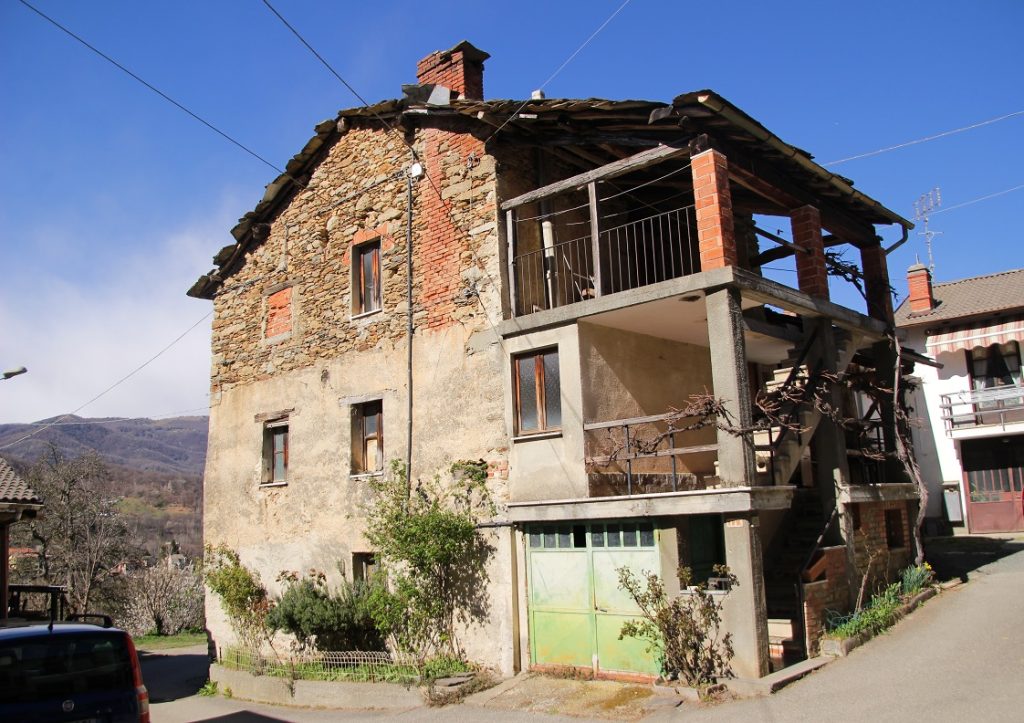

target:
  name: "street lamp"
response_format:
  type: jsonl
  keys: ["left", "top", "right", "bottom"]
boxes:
{"left": 2, "top": 367, "right": 27, "bottom": 381}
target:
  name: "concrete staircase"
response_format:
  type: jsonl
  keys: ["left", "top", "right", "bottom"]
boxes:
{"left": 765, "top": 327, "right": 860, "bottom": 488}
{"left": 763, "top": 488, "right": 829, "bottom": 670}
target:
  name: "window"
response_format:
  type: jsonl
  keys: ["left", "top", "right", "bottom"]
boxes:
{"left": 968, "top": 342, "right": 1022, "bottom": 409}
{"left": 263, "top": 419, "right": 289, "bottom": 485}
{"left": 352, "top": 553, "right": 377, "bottom": 582}
{"left": 514, "top": 348, "right": 561, "bottom": 434}
{"left": 885, "top": 508, "right": 905, "bottom": 549}
{"left": 353, "top": 240, "right": 381, "bottom": 315}
{"left": 351, "top": 401, "right": 383, "bottom": 474}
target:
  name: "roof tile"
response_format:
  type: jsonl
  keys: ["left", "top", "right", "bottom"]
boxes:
{"left": 0, "top": 457, "right": 42, "bottom": 505}
{"left": 895, "top": 268, "right": 1024, "bottom": 326}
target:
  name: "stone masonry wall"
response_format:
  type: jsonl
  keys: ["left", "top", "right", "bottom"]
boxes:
{"left": 203, "top": 119, "right": 515, "bottom": 672}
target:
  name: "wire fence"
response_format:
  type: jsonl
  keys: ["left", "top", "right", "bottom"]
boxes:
{"left": 219, "top": 647, "right": 422, "bottom": 684}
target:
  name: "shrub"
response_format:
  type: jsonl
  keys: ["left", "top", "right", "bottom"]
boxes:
{"left": 364, "top": 460, "right": 493, "bottom": 661}
{"left": 203, "top": 545, "right": 269, "bottom": 648}
{"left": 617, "top": 565, "right": 735, "bottom": 688}
{"left": 900, "top": 562, "right": 934, "bottom": 597}
{"left": 266, "top": 570, "right": 385, "bottom": 652}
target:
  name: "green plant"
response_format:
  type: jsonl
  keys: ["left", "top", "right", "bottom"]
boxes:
{"left": 420, "top": 655, "right": 473, "bottom": 683}
{"left": 267, "top": 570, "right": 385, "bottom": 652}
{"left": 827, "top": 581, "right": 902, "bottom": 639}
{"left": 223, "top": 686, "right": 233, "bottom": 699}
{"left": 198, "top": 680, "right": 218, "bottom": 697}
{"left": 364, "top": 460, "right": 494, "bottom": 662}
{"left": 900, "top": 562, "right": 934, "bottom": 597}
{"left": 617, "top": 565, "right": 735, "bottom": 688}
{"left": 203, "top": 545, "right": 270, "bottom": 648}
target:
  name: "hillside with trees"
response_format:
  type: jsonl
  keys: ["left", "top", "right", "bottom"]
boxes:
{"left": 1, "top": 415, "right": 207, "bottom": 558}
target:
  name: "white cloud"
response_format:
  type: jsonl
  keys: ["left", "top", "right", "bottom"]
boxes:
{"left": 1, "top": 205, "right": 234, "bottom": 424}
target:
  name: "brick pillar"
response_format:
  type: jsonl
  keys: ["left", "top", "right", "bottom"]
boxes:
{"left": 790, "top": 205, "right": 830, "bottom": 300}
{"left": 860, "top": 243, "right": 894, "bottom": 324}
{"left": 416, "top": 41, "right": 489, "bottom": 100}
{"left": 906, "top": 263, "right": 934, "bottom": 313}
{"left": 691, "top": 149, "right": 737, "bottom": 270}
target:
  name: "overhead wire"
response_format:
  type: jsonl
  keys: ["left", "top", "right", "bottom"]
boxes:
{"left": 930, "top": 183, "right": 1024, "bottom": 216}
{"left": 0, "top": 311, "right": 214, "bottom": 451}
{"left": 488, "top": 0, "right": 634, "bottom": 138}
{"left": 824, "top": 109, "right": 1024, "bottom": 166}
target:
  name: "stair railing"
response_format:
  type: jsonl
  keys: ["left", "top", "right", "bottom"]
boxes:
{"left": 793, "top": 503, "right": 838, "bottom": 659}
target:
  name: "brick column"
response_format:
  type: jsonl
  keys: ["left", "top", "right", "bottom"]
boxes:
{"left": 860, "top": 243, "right": 894, "bottom": 324}
{"left": 790, "top": 205, "right": 829, "bottom": 300}
{"left": 906, "top": 263, "right": 934, "bottom": 312}
{"left": 691, "top": 150, "right": 737, "bottom": 270}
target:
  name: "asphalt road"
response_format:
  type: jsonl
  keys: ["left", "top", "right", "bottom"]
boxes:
{"left": 676, "top": 542, "right": 1024, "bottom": 722}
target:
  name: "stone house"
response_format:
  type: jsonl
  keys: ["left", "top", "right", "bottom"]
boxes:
{"left": 190, "top": 42, "right": 920, "bottom": 679}
{"left": 897, "top": 265, "right": 1024, "bottom": 533}
{"left": 1, "top": 456, "right": 43, "bottom": 620}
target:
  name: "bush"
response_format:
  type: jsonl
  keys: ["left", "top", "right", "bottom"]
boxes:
{"left": 617, "top": 565, "right": 735, "bottom": 688}
{"left": 364, "top": 460, "right": 493, "bottom": 661}
{"left": 900, "top": 562, "right": 934, "bottom": 597}
{"left": 204, "top": 545, "right": 269, "bottom": 648}
{"left": 267, "top": 571, "right": 385, "bottom": 652}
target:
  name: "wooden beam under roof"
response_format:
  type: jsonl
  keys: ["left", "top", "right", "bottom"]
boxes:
{"left": 501, "top": 143, "right": 690, "bottom": 210}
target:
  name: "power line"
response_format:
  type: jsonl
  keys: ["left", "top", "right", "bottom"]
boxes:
{"left": 824, "top": 109, "right": 1024, "bottom": 166}
{"left": 489, "top": 0, "right": 634, "bottom": 138}
{"left": 931, "top": 183, "right": 1024, "bottom": 216}
{"left": 0, "top": 311, "right": 213, "bottom": 451}
{"left": 16, "top": 0, "right": 285, "bottom": 176}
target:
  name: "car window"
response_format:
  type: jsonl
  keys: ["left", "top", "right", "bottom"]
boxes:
{"left": 0, "top": 632, "right": 134, "bottom": 703}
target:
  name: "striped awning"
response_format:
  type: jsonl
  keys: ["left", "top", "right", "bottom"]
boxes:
{"left": 926, "top": 315, "right": 1024, "bottom": 355}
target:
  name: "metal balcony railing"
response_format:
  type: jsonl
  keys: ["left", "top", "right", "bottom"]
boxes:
{"left": 511, "top": 205, "right": 698, "bottom": 317}
{"left": 940, "top": 383, "right": 1024, "bottom": 432}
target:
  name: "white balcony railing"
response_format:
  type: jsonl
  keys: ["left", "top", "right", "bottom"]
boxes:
{"left": 939, "top": 383, "right": 1024, "bottom": 432}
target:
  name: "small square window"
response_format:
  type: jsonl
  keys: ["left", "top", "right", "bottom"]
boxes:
{"left": 353, "top": 241, "right": 381, "bottom": 315}
{"left": 262, "top": 419, "right": 289, "bottom": 485}
{"left": 351, "top": 401, "right": 383, "bottom": 474}
{"left": 514, "top": 348, "right": 561, "bottom": 435}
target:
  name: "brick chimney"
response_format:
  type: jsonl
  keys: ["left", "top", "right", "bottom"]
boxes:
{"left": 416, "top": 41, "right": 489, "bottom": 100}
{"left": 907, "top": 263, "right": 934, "bottom": 313}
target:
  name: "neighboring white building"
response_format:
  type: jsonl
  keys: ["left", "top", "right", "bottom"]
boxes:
{"left": 896, "top": 265, "right": 1024, "bottom": 533}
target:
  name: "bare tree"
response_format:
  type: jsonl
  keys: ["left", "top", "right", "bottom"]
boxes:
{"left": 122, "top": 562, "right": 204, "bottom": 636}
{"left": 17, "top": 448, "right": 130, "bottom": 614}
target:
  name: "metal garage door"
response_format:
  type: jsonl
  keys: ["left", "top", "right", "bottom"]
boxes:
{"left": 526, "top": 521, "right": 661, "bottom": 675}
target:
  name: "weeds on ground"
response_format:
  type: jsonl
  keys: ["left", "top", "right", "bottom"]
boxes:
{"left": 827, "top": 562, "right": 936, "bottom": 640}
{"left": 197, "top": 680, "right": 218, "bottom": 697}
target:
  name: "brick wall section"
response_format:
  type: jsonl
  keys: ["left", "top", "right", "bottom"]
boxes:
{"left": 790, "top": 205, "right": 830, "bottom": 300}
{"left": 417, "top": 128, "right": 492, "bottom": 332}
{"left": 209, "top": 123, "right": 500, "bottom": 394}
{"left": 265, "top": 287, "right": 292, "bottom": 338}
{"left": 691, "top": 149, "right": 736, "bottom": 270}
{"left": 906, "top": 264, "right": 934, "bottom": 312}
{"left": 416, "top": 48, "right": 485, "bottom": 100}
{"left": 851, "top": 500, "right": 913, "bottom": 590}
{"left": 801, "top": 546, "right": 850, "bottom": 655}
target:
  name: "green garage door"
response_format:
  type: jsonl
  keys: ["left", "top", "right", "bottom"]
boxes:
{"left": 526, "top": 521, "right": 661, "bottom": 675}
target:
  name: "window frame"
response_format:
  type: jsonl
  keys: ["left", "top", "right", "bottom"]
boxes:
{"left": 513, "top": 347, "right": 562, "bottom": 436}
{"left": 262, "top": 418, "right": 289, "bottom": 486}
{"left": 352, "top": 240, "right": 382, "bottom": 317}
{"left": 351, "top": 400, "right": 384, "bottom": 475}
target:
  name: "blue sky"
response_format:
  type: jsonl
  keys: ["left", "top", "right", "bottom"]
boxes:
{"left": 1, "top": 0, "right": 1022, "bottom": 424}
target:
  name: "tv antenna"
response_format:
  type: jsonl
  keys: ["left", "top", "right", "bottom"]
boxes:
{"left": 913, "top": 187, "right": 942, "bottom": 273}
